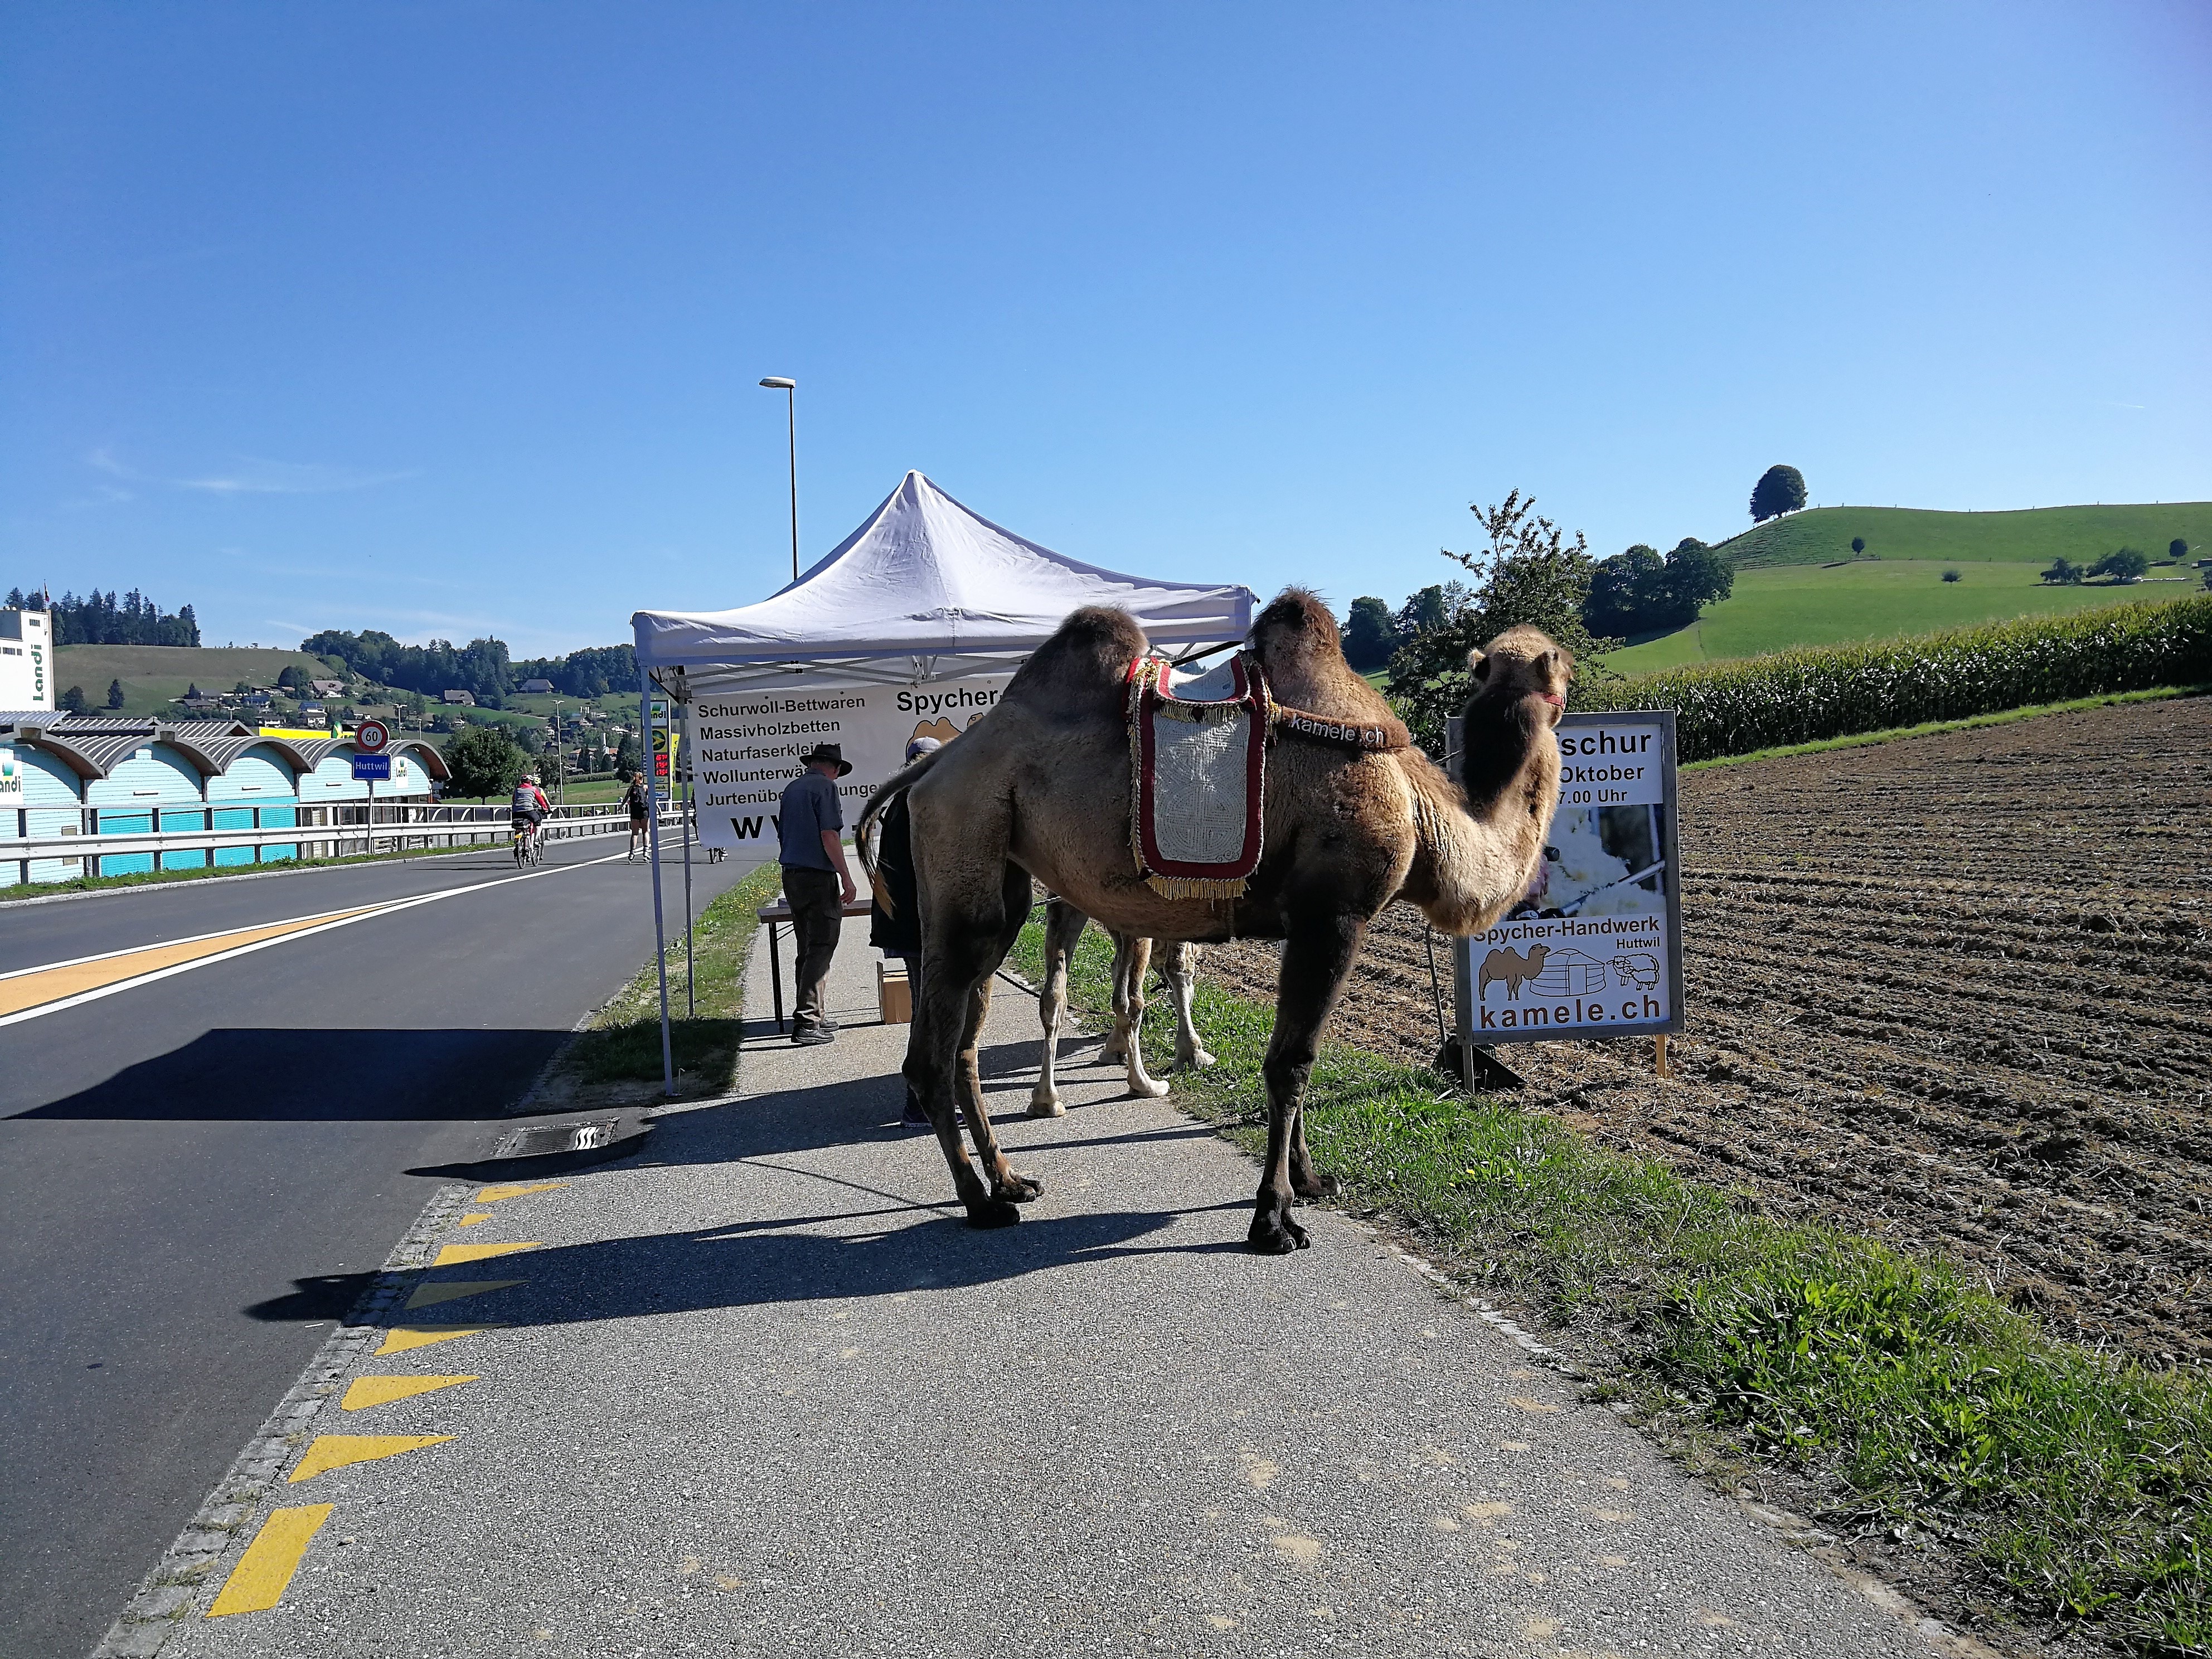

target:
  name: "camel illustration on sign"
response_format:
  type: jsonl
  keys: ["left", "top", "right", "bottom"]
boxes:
{"left": 909, "top": 711, "right": 989, "bottom": 748}
{"left": 1478, "top": 945, "right": 1549, "bottom": 1001}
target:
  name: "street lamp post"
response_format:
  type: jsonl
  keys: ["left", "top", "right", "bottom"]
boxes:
{"left": 759, "top": 376, "right": 798, "bottom": 581}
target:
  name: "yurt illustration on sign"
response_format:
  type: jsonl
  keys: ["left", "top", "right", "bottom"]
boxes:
{"left": 1530, "top": 948, "right": 1611, "bottom": 997}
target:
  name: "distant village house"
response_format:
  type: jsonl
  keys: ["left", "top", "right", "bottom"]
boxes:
{"left": 442, "top": 690, "right": 476, "bottom": 706}
{"left": 518, "top": 677, "right": 555, "bottom": 694}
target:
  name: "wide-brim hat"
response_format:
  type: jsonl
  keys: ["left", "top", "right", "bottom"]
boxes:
{"left": 801, "top": 742, "right": 852, "bottom": 777}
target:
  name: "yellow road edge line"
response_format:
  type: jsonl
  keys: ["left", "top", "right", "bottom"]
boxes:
{"left": 0, "top": 905, "right": 391, "bottom": 1017}
{"left": 206, "top": 1503, "right": 333, "bottom": 1617}
{"left": 0, "top": 900, "right": 390, "bottom": 983}
{"left": 0, "top": 851, "right": 631, "bottom": 1029}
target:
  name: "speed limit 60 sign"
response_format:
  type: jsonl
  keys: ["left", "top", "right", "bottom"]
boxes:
{"left": 355, "top": 718, "right": 391, "bottom": 753}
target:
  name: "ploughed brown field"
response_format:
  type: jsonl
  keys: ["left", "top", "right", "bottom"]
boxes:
{"left": 1206, "top": 697, "right": 2212, "bottom": 1365}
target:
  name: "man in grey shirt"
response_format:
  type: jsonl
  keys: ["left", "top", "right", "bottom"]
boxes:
{"left": 778, "top": 743, "right": 858, "bottom": 1044}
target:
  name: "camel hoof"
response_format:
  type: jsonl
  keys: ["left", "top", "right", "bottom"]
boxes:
{"left": 995, "top": 1172, "right": 1044, "bottom": 1205}
{"left": 1026, "top": 1092, "right": 1066, "bottom": 1119}
{"left": 1099, "top": 1042, "right": 1126, "bottom": 1065}
{"left": 1128, "top": 1075, "right": 1171, "bottom": 1100}
{"left": 1246, "top": 1214, "right": 1309, "bottom": 1255}
{"left": 1292, "top": 1171, "right": 1339, "bottom": 1202}
{"left": 966, "top": 1197, "right": 1022, "bottom": 1230}
{"left": 1178, "top": 1049, "right": 1217, "bottom": 1072}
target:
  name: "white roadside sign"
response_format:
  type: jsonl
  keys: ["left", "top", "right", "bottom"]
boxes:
{"left": 688, "top": 675, "right": 1015, "bottom": 861}
{"left": 1453, "top": 709, "right": 1684, "bottom": 1045}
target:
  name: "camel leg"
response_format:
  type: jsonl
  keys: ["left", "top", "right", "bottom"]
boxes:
{"left": 1250, "top": 914, "right": 1362, "bottom": 1254}
{"left": 1099, "top": 932, "right": 1131, "bottom": 1065}
{"left": 908, "top": 865, "right": 1040, "bottom": 1227}
{"left": 1160, "top": 941, "right": 1215, "bottom": 1071}
{"left": 1029, "top": 899, "right": 1086, "bottom": 1118}
{"left": 1115, "top": 935, "right": 1170, "bottom": 1099}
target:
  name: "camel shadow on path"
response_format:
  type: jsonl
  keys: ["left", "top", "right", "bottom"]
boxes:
{"left": 250, "top": 1033, "right": 1247, "bottom": 1328}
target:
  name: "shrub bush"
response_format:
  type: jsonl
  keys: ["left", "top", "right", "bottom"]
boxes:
{"left": 1550, "top": 596, "right": 2212, "bottom": 763}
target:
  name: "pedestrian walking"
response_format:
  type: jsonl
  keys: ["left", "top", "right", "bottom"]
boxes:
{"left": 779, "top": 743, "right": 856, "bottom": 1046}
{"left": 622, "top": 769, "right": 652, "bottom": 861}
{"left": 870, "top": 736, "right": 939, "bottom": 1121}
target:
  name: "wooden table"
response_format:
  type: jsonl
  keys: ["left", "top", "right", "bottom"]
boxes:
{"left": 757, "top": 896, "right": 874, "bottom": 1031}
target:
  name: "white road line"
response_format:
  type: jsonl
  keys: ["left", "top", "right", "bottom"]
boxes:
{"left": 0, "top": 851, "right": 634, "bottom": 1029}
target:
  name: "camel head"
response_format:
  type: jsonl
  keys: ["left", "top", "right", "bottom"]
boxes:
{"left": 1464, "top": 624, "right": 1573, "bottom": 735}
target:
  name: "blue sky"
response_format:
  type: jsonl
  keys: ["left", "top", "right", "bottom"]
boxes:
{"left": 3, "top": 2, "right": 2206, "bottom": 656}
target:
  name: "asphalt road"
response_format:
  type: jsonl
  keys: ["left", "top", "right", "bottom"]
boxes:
{"left": 0, "top": 837, "right": 750, "bottom": 1659}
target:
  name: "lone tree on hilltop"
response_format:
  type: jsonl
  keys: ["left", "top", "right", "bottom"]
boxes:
{"left": 1750, "top": 464, "right": 1807, "bottom": 522}
{"left": 1851, "top": 536, "right": 1866, "bottom": 556}
{"left": 105, "top": 678, "right": 125, "bottom": 709}
{"left": 1341, "top": 596, "right": 1396, "bottom": 671}
{"left": 2171, "top": 538, "right": 2190, "bottom": 562}
{"left": 444, "top": 724, "right": 526, "bottom": 801}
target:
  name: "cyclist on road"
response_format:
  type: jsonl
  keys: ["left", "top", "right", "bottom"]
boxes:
{"left": 512, "top": 773, "right": 551, "bottom": 857}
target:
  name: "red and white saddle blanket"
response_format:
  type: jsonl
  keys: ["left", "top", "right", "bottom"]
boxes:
{"left": 1126, "top": 652, "right": 1269, "bottom": 899}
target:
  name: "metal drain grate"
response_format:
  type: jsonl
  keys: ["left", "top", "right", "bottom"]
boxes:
{"left": 492, "top": 1119, "right": 622, "bottom": 1160}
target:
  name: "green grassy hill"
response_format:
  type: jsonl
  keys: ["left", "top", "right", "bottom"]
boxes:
{"left": 1599, "top": 501, "right": 2211, "bottom": 672}
{"left": 1715, "top": 501, "right": 2211, "bottom": 569}
{"left": 49, "top": 644, "right": 341, "bottom": 716}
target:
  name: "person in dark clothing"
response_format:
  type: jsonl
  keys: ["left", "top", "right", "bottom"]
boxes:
{"left": 869, "top": 736, "right": 939, "bottom": 1120}
{"left": 778, "top": 743, "right": 856, "bottom": 1045}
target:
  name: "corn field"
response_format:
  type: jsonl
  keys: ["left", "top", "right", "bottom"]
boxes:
{"left": 1551, "top": 597, "right": 2212, "bottom": 763}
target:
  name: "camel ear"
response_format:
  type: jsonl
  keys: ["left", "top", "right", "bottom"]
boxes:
{"left": 1467, "top": 648, "right": 1489, "bottom": 681}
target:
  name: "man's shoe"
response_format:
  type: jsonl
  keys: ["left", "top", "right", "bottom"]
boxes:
{"left": 790, "top": 1025, "right": 835, "bottom": 1047}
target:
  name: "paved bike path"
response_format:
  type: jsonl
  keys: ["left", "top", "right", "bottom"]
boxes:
{"left": 135, "top": 890, "right": 1966, "bottom": 1658}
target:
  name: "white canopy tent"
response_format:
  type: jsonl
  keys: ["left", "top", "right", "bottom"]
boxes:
{"left": 632, "top": 470, "right": 1255, "bottom": 693}
{"left": 624, "top": 470, "right": 1258, "bottom": 1094}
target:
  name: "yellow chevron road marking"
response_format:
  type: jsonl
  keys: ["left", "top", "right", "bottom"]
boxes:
{"left": 287, "top": 1434, "right": 454, "bottom": 1483}
{"left": 374, "top": 1323, "right": 505, "bottom": 1355}
{"left": 473, "top": 1181, "right": 567, "bottom": 1203}
{"left": 341, "top": 1374, "right": 478, "bottom": 1411}
{"left": 431, "top": 1241, "right": 540, "bottom": 1267}
{"left": 206, "top": 1505, "right": 333, "bottom": 1616}
{"left": 403, "top": 1279, "right": 526, "bottom": 1310}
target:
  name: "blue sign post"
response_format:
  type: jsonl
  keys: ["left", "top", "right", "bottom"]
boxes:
{"left": 351, "top": 754, "right": 392, "bottom": 781}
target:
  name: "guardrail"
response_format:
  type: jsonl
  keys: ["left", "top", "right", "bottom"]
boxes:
{"left": 3, "top": 801, "right": 685, "bottom": 886}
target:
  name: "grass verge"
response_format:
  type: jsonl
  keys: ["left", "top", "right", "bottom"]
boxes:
{"left": 561, "top": 860, "right": 782, "bottom": 1093}
{"left": 1012, "top": 920, "right": 2211, "bottom": 1653}
{"left": 1680, "top": 683, "right": 2209, "bottom": 772}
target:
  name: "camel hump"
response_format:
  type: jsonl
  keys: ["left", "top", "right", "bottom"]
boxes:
{"left": 1249, "top": 588, "right": 1409, "bottom": 745}
{"left": 1004, "top": 605, "right": 1150, "bottom": 707}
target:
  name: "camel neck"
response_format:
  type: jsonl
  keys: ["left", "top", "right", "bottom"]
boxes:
{"left": 1457, "top": 698, "right": 1550, "bottom": 817}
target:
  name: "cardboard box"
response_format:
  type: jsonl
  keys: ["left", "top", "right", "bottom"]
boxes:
{"left": 877, "top": 961, "right": 912, "bottom": 1024}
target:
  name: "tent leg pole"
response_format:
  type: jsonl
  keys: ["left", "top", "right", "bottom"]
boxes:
{"left": 642, "top": 666, "right": 675, "bottom": 1099}
{"left": 681, "top": 700, "right": 695, "bottom": 1020}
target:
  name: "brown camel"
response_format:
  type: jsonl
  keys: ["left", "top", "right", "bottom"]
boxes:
{"left": 1030, "top": 899, "right": 1211, "bottom": 1116}
{"left": 1478, "top": 944, "right": 1550, "bottom": 1001}
{"left": 859, "top": 590, "right": 1569, "bottom": 1254}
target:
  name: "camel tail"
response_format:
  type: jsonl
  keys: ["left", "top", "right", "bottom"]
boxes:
{"left": 856, "top": 749, "right": 946, "bottom": 911}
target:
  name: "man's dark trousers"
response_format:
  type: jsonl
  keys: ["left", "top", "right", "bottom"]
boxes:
{"left": 783, "top": 865, "right": 843, "bottom": 1032}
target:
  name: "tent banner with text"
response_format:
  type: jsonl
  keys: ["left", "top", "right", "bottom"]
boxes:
{"left": 687, "top": 675, "right": 1013, "bottom": 858}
